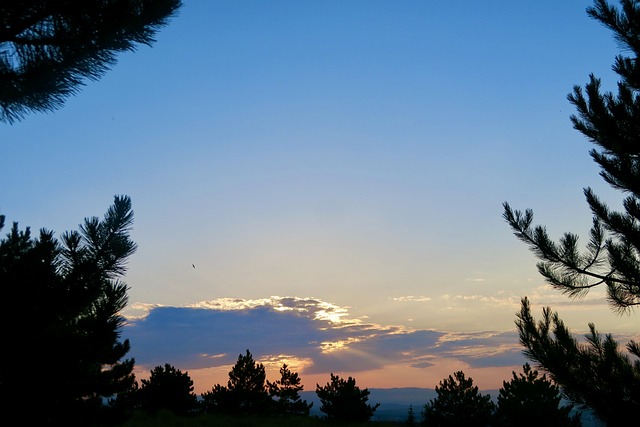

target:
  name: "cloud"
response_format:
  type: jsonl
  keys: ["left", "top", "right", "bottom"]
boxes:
{"left": 124, "top": 296, "right": 527, "bottom": 383}
{"left": 391, "top": 296, "right": 432, "bottom": 302}
{"left": 434, "top": 331, "right": 525, "bottom": 368}
{"left": 526, "top": 285, "right": 609, "bottom": 308}
{"left": 429, "top": 285, "right": 613, "bottom": 317}
{"left": 450, "top": 294, "right": 520, "bottom": 307}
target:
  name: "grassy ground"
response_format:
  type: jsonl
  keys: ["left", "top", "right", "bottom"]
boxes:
{"left": 119, "top": 410, "right": 405, "bottom": 427}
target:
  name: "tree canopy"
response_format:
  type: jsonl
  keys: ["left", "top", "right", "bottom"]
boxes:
{"left": 494, "top": 364, "right": 581, "bottom": 427}
{"left": 0, "top": 195, "right": 137, "bottom": 426}
{"left": 503, "top": 0, "right": 640, "bottom": 423}
{"left": 137, "top": 363, "right": 198, "bottom": 416}
{"left": 422, "top": 370, "right": 494, "bottom": 427}
{"left": 0, "top": 0, "right": 182, "bottom": 123}
{"left": 267, "top": 363, "right": 312, "bottom": 416}
{"left": 201, "top": 350, "right": 272, "bottom": 416}
{"left": 515, "top": 297, "right": 640, "bottom": 424}
{"left": 316, "top": 373, "right": 380, "bottom": 423}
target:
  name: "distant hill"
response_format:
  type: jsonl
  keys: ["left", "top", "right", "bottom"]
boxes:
{"left": 301, "top": 387, "right": 457, "bottom": 422}
{"left": 300, "top": 387, "right": 604, "bottom": 426}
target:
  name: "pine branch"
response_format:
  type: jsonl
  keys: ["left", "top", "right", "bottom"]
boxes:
{"left": 0, "top": 0, "right": 182, "bottom": 123}
{"left": 503, "top": 203, "right": 637, "bottom": 299}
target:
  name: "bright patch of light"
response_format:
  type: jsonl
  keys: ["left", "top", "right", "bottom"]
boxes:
{"left": 320, "top": 337, "right": 363, "bottom": 353}
{"left": 122, "top": 302, "right": 164, "bottom": 320}
{"left": 200, "top": 353, "right": 227, "bottom": 360}
{"left": 258, "top": 354, "right": 314, "bottom": 372}
{"left": 314, "top": 305, "right": 349, "bottom": 324}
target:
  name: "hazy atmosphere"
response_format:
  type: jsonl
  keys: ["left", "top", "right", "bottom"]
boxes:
{"left": 2, "top": 0, "right": 636, "bottom": 394}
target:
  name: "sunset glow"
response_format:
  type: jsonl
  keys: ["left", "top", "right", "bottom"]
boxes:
{"left": 3, "top": 0, "right": 631, "bottom": 396}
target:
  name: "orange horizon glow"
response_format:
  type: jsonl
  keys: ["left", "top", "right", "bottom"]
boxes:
{"left": 134, "top": 357, "right": 522, "bottom": 395}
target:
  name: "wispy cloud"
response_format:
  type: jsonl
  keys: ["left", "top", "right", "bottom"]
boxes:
{"left": 123, "top": 296, "right": 527, "bottom": 390}
{"left": 391, "top": 296, "right": 432, "bottom": 302}
{"left": 429, "top": 285, "right": 612, "bottom": 315}
{"left": 526, "top": 285, "right": 609, "bottom": 308}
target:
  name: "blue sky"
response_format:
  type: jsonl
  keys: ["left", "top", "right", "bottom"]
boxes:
{"left": 2, "top": 0, "right": 637, "bottom": 392}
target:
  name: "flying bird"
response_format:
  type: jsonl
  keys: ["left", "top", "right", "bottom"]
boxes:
{"left": 192, "top": 264, "right": 196, "bottom": 269}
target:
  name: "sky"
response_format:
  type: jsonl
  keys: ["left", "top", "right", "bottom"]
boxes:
{"left": 2, "top": 0, "right": 638, "bottom": 394}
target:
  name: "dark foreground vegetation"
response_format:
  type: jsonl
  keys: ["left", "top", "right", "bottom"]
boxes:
{"left": 119, "top": 410, "right": 402, "bottom": 427}
{"left": 1, "top": 1, "right": 639, "bottom": 426}
{"left": 104, "top": 351, "right": 580, "bottom": 427}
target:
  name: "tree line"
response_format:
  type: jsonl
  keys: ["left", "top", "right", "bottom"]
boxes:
{"left": 0, "top": 193, "right": 587, "bottom": 426}
{"left": 112, "top": 349, "right": 377, "bottom": 423}
{"left": 1, "top": 1, "right": 639, "bottom": 426}
{"left": 110, "top": 349, "right": 580, "bottom": 427}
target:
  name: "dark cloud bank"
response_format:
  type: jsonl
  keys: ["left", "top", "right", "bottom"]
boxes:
{"left": 123, "top": 297, "right": 526, "bottom": 376}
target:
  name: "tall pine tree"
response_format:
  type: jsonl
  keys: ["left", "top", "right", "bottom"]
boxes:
{"left": 267, "top": 363, "right": 312, "bottom": 416}
{"left": 201, "top": 350, "right": 272, "bottom": 416}
{"left": 0, "top": 195, "right": 137, "bottom": 426}
{"left": 503, "top": 1, "right": 640, "bottom": 423}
